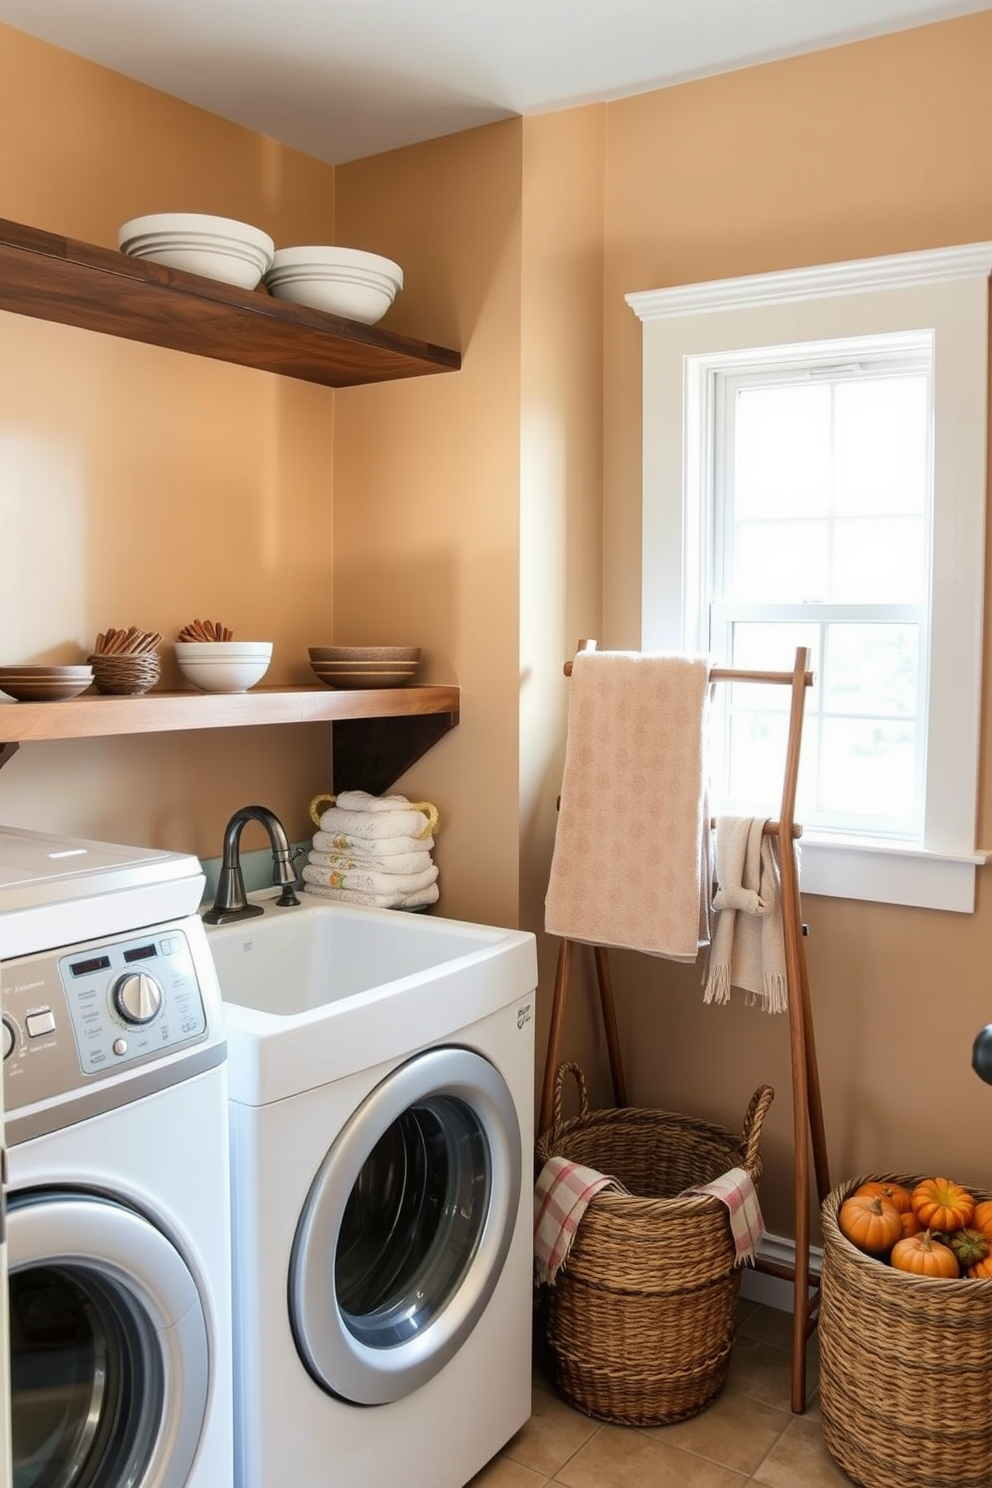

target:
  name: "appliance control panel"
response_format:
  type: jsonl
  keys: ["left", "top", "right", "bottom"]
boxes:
{"left": 1, "top": 922, "right": 207, "bottom": 1108}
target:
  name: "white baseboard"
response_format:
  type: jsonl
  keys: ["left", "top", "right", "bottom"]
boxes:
{"left": 740, "top": 1232, "right": 823, "bottom": 1313}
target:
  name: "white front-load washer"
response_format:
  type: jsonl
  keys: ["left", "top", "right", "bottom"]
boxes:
{"left": 207, "top": 896, "right": 537, "bottom": 1488}
{"left": 0, "top": 825, "right": 234, "bottom": 1488}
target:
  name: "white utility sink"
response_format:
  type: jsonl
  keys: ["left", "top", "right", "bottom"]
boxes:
{"left": 204, "top": 892, "right": 538, "bottom": 1107}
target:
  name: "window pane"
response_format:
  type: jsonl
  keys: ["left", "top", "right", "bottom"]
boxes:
{"left": 734, "top": 384, "right": 831, "bottom": 519}
{"left": 832, "top": 518, "right": 926, "bottom": 601}
{"left": 732, "top": 521, "right": 829, "bottom": 601}
{"left": 729, "top": 621, "right": 821, "bottom": 713}
{"left": 819, "top": 717, "right": 918, "bottom": 819}
{"left": 823, "top": 624, "right": 919, "bottom": 718}
{"left": 834, "top": 376, "right": 928, "bottom": 516}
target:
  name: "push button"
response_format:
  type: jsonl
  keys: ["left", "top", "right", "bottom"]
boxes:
{"left": 25, "top": 1010, "right": 56, "bottom": 1039}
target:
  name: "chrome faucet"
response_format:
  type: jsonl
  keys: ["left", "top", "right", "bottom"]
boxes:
{"left": 202, "top": 805, "right": 301, "bottom": 925}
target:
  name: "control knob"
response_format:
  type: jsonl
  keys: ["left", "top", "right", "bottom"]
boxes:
{"left": 113, "top": 972, "right": 163, "bottom": 1025}
{"left": 2, "top": 1016, "right": 16, "bottom": 1060}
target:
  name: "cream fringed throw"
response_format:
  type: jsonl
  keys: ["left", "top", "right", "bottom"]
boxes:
{"left": 545, "top": 651, "right": 712, "bottom": 960}
{"left": 703, "top": 817, "right": 790, "bottom": 1014}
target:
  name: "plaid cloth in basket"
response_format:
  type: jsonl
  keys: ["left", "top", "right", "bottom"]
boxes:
{"left": 533, "top": 1155, "right": 627, "bottom": 1285}
{"left": 684, "top": 1166, "right": 764, "bottom": 1265}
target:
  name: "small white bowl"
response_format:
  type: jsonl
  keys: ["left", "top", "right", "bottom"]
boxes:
{"left": 264, "top": 246, "right": 402, "bottom": 324}
{"left": 119, "top": 213, "right": 275, "bottom": 290}
{"left": 175, "top": 641, "right": 272, "bottom": 694}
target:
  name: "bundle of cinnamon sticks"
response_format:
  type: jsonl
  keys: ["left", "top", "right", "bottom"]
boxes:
{"left": 177, "top": 619, "right": 234, "bottom": 642}
{"left": 94, "top": 626, "right": 162, "bottom": 656}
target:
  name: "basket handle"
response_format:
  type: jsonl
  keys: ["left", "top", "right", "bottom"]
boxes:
{"left": 740, "top": 1084, "right": 775, "bottom": 1175}
{"left": 309, "top": 793, "right": 439, "bottom": 838}
{"left": 550, "top": 1061, "right": 590, "bottom": 1136}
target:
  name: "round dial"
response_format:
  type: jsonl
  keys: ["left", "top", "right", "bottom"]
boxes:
{"left": 2, "top": 1016, "right": 16, "bottom": 1060}
{"left": 113, "top": 972, "right": 163, "bottom": 1025}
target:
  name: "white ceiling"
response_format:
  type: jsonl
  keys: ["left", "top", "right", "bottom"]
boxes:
{"left": 0, "top": 0, "right": 989, "bottom": 164}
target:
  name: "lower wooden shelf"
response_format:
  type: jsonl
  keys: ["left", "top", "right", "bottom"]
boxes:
{"left": 0, "top": 684, "right": 460, "bottom": 796}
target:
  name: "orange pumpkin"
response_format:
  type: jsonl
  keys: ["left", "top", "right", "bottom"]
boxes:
{"left": 899, "top": 1210, "right": 923, "bottom": 1239}
{"left": 967, "top": 1254, "right": 992, "bottom": 1280}
{"left": 891, "top": 1230, "right": 960, "bottom": 1278}
{"left": 855, "top": 1180, "right": 914, "bottom": 1215}
{"left": 911, "top": 1177, "right": 975, "bottom": 1233}
{"left": 839, "top": 1193, "right": 903, "bottom": 1254}
{"left": 972, "top": 1200, "right": 992, "bottom": 1239}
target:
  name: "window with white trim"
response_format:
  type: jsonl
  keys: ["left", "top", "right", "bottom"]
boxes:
{"left": 627, "top": 245, "right": 992, "bottom": 913}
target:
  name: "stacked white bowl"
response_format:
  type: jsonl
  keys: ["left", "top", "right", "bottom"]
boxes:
{"left": 175, "top": 641, "right": 272, "bottom": 694}
{"left": 118, "top": 214, "right": 275, "bottom": 290}
{"left": 263, "top": 246, "right": 403, "bottom": 323}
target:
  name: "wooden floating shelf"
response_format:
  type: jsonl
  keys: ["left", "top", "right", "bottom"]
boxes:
{"left": 0, "top": 686, "right": 461, "bottom": 796}
{"left": 0, "top": 685, "right": 460, "bottom": 742}
{"left": 0, "top": 216, "right": 461, "bottom": 388}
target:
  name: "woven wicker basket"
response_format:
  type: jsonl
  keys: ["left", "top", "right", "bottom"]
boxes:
{"left": 535, "top": 1062, "right": 773, "bottom": 1427}
{"left": 820, "top": 1172, "right": 992, "bottom": 1488}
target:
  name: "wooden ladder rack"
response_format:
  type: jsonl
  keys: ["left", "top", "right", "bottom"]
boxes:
{"left": 539, "top": 643, "right": 830, "bottom": 1413}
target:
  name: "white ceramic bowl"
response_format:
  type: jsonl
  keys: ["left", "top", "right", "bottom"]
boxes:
{"left": 119, "top": 213, "right": 275, "bottom": 290}
{"left": 175, "top": 641, "right": 272, "bottom": 694}
{"left": 264, "top": 246, "right": 403, "bottom": 323}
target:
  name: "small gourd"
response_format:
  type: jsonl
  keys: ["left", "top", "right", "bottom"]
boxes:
{"left": 838, "top": 1193, "right": 903, "bottom": 1254}
{"left": 890, "top": 1229, "right": 959, "bottom": 1278}
{"left": 911, "top": 1177, "right": 975, "bottom": 1233}
{"left": 855, "top": 1180, "right": 914, "bottom": 1215}
{"left": 949, "top": 1227, "right": 991, "bottom": 1268}
{"left": 967, "top": 1254, "right": 992, "bottom": 1280}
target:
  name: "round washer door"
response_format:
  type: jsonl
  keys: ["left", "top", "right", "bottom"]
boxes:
{"left": 7, "top": 1190, "right": 209, "bottom": 1488}
{"left": 290, "top": 1045, "right": 522, "bottom": 1405}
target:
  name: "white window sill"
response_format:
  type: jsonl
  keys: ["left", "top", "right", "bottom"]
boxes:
{"left": 798, "top": 833, "right": 991, "bottom": 913}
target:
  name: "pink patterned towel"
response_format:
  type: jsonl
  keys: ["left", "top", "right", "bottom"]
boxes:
{"left": 684, "top": 1166, "right": 764, "bottom": 1266}
{"left": 533, "top": 1156, "right": 627, "bottom": 1285}
{"left": 545, "top": 650, "right": 712, "bottom": 960}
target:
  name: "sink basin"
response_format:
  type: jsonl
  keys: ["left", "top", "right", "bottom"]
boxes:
{"left": 204, "top": 892, "right": 538, "bottom": 1106}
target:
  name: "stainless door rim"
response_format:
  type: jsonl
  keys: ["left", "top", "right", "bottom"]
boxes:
{"left": 290, "top": 1046, "right": 522, "bottom": 1405}
{"left": 7, "top": 1191, "right": 209, "bottom": 1488}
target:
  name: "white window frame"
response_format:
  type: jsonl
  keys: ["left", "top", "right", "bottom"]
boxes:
{"left": 627, "top": 244, "right": 992, "bottom": 913}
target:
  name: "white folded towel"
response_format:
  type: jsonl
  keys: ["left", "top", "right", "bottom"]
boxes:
{"left": 313, "top": 829, "right": 436, "bottom": 858}
{"left": 301, "top": 881, "right": 440, "bottom": 910}
{"left": 303, "top": 861, "right": 439, "bottom": 896}
{"left": 308, "top": 848, "right": 434, "bottom": 877}
{"left": 702, "top": 817, "right": 790, "bottom": 1014}
{"left": 316, "top": 805, "right": 433, "bottom": 841}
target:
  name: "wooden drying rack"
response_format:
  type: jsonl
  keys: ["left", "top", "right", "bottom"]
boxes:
{"left": 539, "top": 642, "right": 830, "bottom": 1413}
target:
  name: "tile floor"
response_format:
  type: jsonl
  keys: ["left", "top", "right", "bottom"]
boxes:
{"left": 467, "top": 1300, "right": 852, "bottom": 1487}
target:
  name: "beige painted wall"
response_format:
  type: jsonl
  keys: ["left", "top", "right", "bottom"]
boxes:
{"left": 600, "top": 10, "right": 992, "bottom": 1235}
{"left": 333, "top": 122, "right": 525, "bottom": 930}
{"left": 0, "top": 23, "right": 340, "bottom": 859}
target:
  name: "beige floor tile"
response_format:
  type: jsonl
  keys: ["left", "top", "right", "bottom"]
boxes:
{"left": 723, "top": 1335, "right": 820, "bottom": 1412}
{"left": 464, "top": 1454, "right": 551, "bottom": 1486}
{"left": 501, "top": 1382, "right": 601, "bottom": 1478}
{"left": 737, "top": 1301, "right": 807, "bottom": 1352}
{"left": 751, "top": 1414, "right": 852, "bottom": 1488}
{"left": 640, "top": 1388, "right": 791, "bottom": 1475}
{"left": 553, "top": 1423, "right": 748, "bottom": 1487}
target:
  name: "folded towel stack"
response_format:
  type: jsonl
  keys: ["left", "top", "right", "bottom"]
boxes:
{"left": 303, "top": 790, "right": 440, "bottom": 910}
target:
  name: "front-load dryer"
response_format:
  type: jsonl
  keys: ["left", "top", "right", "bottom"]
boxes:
{"left": 208, "top": 896, "right": 537, "bottom": 1488}
{"left": 0, "top": 824, "right": 234, "bottom": 1488}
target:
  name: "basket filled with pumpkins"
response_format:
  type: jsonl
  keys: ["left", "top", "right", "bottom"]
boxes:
{"left": 819, "top": 1172, "right": 992, "bottom": 1488}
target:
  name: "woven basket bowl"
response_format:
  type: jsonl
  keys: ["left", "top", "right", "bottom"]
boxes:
{"left": 820, "top": 1172, "right": 992, "bottom": 1488}
{"left": 535, "top": 1063, "right": 773, "bottom": 1427}
{"left": 90, "top": 652, "right": 161, "bottom": 696}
